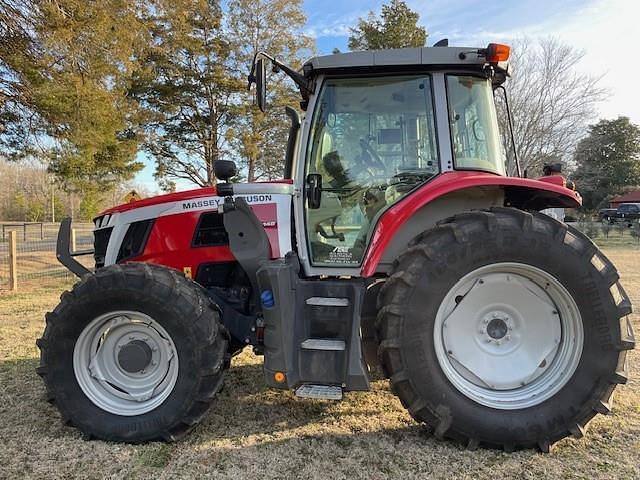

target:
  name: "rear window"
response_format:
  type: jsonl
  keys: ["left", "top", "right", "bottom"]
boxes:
{"left": 446, "top": 75, "right": 505, "bottom": 175}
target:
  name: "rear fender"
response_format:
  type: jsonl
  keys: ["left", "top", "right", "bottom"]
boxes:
{"left": 361, "top": 171, "right": 581, "bottom": 276}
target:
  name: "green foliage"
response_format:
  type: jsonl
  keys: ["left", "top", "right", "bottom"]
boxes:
{"left": 348, "top": 0, "right": 427, "bottom": 51}
{"left": 226, "top": 0, "right": 313, "bottom": 181}
{"left": 2, "top": 0, "right": 315, "bottom": 190}
{"left": 130, "top": 0, "right": 242, "bottom": 188}
{"left": 0, "top": 1, "right": 41, "bottom": 160}
{"left": 78, "top": 192, "right": 102, "bottom": 221}
{"left": 573, "top": 117, "right": 640, "bottom": 209}
{"left": 12, "top": 191, "right": 46, "bottom": 222}
{"left": 1, "top": 0, "right": 145, "bottom": 191}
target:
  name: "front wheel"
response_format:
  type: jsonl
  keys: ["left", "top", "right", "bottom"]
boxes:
{"left": 37, "top": 263, "right": 228, "bottom": 442}
{"left": 377, "top": 208, "right": 634, "bottom": 451}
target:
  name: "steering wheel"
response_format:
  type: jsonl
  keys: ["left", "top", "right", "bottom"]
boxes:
{"left": 472, "top": 119, "right": 486, "bottom": 142}
{"left": 359, "top": 138, "right": 387, "bottom": 173}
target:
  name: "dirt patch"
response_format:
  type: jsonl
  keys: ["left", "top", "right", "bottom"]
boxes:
{"left": 0, "top": 249, "right": 638, "bottom": 479}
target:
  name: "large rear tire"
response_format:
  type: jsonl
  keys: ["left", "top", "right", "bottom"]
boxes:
{"left": 37, "top": 263, "right": 228, "bottom": 442}
{"left": 377, "top": 207, "right": 635, "bottom": 451}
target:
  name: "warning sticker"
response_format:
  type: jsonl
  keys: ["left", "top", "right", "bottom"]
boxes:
{"left": 327, "top": 246, "right": 358, "bottom": 264}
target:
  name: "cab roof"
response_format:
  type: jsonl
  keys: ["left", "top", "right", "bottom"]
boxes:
{"left": 303, "top": 46, "right": 509, "bottom": 84}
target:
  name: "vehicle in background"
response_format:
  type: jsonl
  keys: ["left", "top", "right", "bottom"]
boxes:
{"left": 598, "top": 208, "right": 617, "bottom": 223}
{"left": 601, "top": 203, "right": 640, "bottom": 226}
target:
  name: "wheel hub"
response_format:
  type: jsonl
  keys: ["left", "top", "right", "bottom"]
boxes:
{"left": 434, "top": 263, "right": 584, "bottom": 409}
{"left": 486, "top": 317, "right": 508, "bottom": 340}
{"left": 118, "top": 340, "right": 153, "bottom": 373}
{"left": 73, "top": 311, "right": 179, "bottom": 416}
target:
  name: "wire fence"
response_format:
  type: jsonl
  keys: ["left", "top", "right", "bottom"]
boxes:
{"left": 0, "top": 222, "right": 94, "bottom": 291}
{"left": 0, "top": 217, "right": 637, "bottom": 292}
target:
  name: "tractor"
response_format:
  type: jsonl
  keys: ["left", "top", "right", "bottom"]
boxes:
{"left": 38, "top": 42, "right": 635, "bottom": 451}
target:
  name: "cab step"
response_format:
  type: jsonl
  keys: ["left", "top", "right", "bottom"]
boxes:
{"left": 295, "top": 384, "right": 343, "bottom": 400}
{"left": 305, "top": 297, "right": 350, "bottom": 307}
{"left": 300, "top": 339, "right": 346, "bottom": 351}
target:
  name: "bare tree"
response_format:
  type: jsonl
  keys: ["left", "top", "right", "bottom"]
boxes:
{"left": 496, "top": 38, "right": 606, "bottom": 176}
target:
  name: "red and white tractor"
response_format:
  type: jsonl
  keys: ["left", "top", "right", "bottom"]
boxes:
{"left": 38, "top": 42, "right": 634, "bottom": 451}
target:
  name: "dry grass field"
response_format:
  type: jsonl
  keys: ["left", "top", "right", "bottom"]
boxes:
{"left": 0, "top": 249, "right": 638, "bottom": 479}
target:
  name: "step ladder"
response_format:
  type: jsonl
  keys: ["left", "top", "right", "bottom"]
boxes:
{"left": 295, "top": 384, "right": 343, "bottom": 400}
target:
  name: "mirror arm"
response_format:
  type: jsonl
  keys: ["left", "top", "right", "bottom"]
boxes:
{"left": 248, "top": 51, "right": 315, "bottom": 98}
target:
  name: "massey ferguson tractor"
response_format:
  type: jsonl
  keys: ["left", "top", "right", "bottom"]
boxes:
{"left": 38, "top": 43, "right": 634, "bottom": 451}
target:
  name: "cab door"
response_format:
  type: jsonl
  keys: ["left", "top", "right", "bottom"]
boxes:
{"left": 302, "top": 75, "right": 440, "bottom": 269}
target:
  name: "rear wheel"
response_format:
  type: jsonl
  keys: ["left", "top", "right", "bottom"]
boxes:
{"left": 377, "top": 207, "right": 635, "bottom": 451}
{"left": 37, "top": 263, "right": 228, "bottom": 442}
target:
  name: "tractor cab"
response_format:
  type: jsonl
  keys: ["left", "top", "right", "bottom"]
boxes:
{"left": 249, "top": 44, "right": 514, "bottom": 276}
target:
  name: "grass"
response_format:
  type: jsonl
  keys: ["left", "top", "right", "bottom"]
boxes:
{"left": 0, "top": 249, "right": 638, "bottom": 479}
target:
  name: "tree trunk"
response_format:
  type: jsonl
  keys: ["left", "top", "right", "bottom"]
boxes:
{"left": 248, "top": 154, "right": 256, "bottom": 182}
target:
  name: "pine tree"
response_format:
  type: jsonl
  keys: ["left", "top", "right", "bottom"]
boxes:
{"left": 348, "top": 0, "right": 427, "bottom": 51}
{"left": 1, "top": 0, "right": 146, "bottom": 191}
{"left": 131, "top": 0, "right": 242, "bottom": 189}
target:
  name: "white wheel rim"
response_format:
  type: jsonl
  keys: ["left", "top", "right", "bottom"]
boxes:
{"left": 73, "top": 310, "right": 179, "bottom": 416}
{"left": 433, "top": 263, "right": 583, "bottom": 410}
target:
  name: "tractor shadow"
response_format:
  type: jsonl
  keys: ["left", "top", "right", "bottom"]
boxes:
{"left": 191, "top": 360, "right": 420, "bottom": 444}
{"left": 14, "top": 354, "right": 434, "bottom": 448}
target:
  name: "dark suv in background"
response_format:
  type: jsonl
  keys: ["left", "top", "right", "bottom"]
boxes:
{"left": 601, "top": 203, "right": 640, "bottom": 226}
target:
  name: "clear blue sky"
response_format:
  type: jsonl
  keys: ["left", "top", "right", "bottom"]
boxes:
{"left": 136, "top": 0, "right": 639, "bottom": 192}
{"left": 306, "top": 0, "right": 587, "bottom": 53}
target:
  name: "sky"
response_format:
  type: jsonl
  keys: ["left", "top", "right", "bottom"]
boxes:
{"left": 135, "top": 0, "right": 640, "bottom": 192}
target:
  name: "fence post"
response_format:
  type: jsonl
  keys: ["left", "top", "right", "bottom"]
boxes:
{"left": 23, "top": 223, "right": 27, "bottom": 241}
{"left": 9, "top": 230, "right": 17, "bottom": 291}
{"left": 71, "top": 228, "right": 77, "bottom": 254}
{"left": 40, "top": 223, "right": 44, "bottom": 240}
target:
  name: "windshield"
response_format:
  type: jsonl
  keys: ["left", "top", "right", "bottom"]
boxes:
{"left": 305, "top": 75, "right": 439, "bottom": 266}
{"left": 446, "top": 75, "right": 505, "bottom": 175}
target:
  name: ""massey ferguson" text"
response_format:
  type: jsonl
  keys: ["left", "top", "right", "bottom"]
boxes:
{"left": 181, "top": 195, "right": 273, "bottom": 210}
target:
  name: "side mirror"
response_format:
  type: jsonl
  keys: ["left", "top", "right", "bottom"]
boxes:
{"left": 214, "top": 160, "right": 237, "bottom": 182}
{"left": 306, "top": 173, "right": 322, "bottom": 209}
{"left": 255, "top": 58, "right": 266, "bottom": 112}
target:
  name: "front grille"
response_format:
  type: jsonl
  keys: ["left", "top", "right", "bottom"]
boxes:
{"left": 94, "top": 227, "right": 113, "bottom": 269}
{"left": 192, "top": 212, "right": 229, "bottom": 247}
{"left": 117, "top": 219, "right": 155, "bottom": 262}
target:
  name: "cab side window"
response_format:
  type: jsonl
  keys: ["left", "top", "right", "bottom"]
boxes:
{"left": 305, "top": 76, "right": 439, "bottom": 266}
